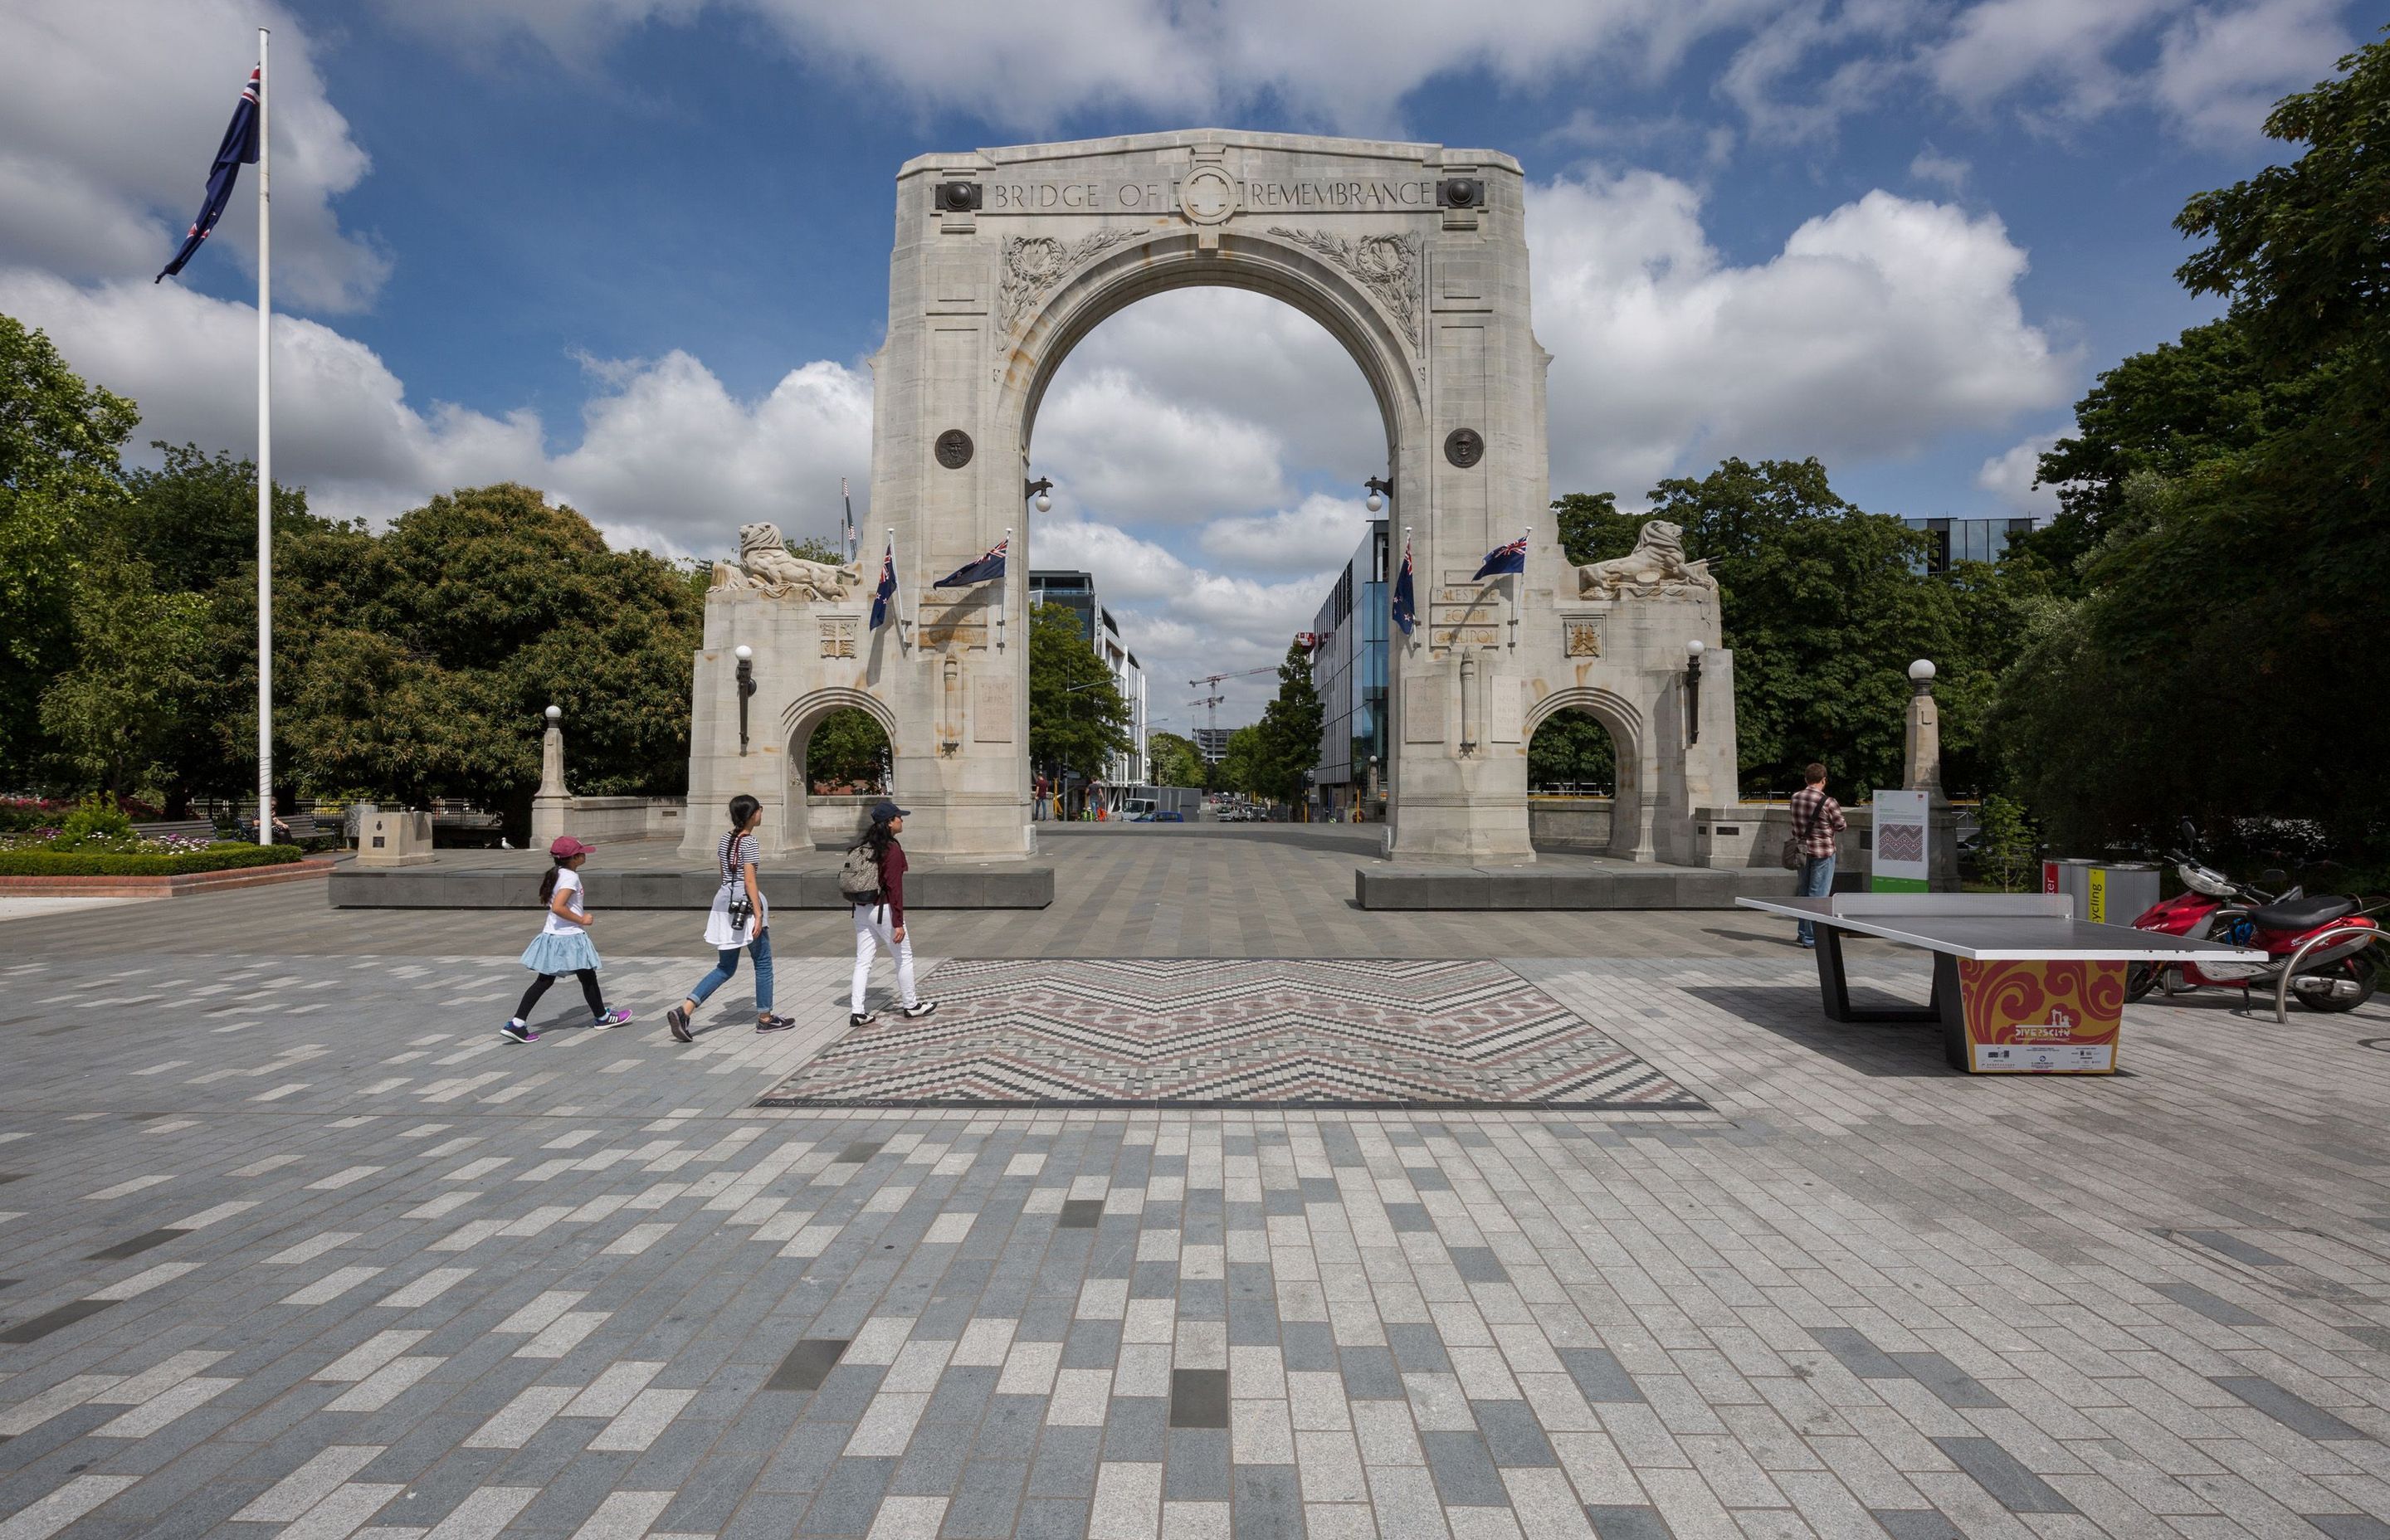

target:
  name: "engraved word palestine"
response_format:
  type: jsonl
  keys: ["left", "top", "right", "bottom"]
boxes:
{"left": 985, "top": 178, "right": 1440, "bottom": 213}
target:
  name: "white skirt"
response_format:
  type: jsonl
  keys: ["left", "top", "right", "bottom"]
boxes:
{"left": 702, "top": 885, "right": 765, "bottom": 950}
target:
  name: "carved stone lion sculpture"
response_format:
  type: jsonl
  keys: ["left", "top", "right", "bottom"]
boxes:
{"left": 1575, "top": 519, "right": 1717, "bottom": 601}
{"left": 713, "top": 523, "right": 861, "bottom": 602}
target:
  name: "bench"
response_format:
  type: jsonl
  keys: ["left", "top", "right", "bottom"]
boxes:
{"left": 1737, "top": 892, "right": 2265, "bottom": 1075}
{"left": 132, "top": 819, "right": 224, "bottom": 842}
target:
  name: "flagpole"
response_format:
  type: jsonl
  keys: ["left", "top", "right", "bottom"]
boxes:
{"left": 887, "top": 527, "right": 906, "bottom": 651}
{"left": 254, "top": 26, "right": 273, "bottom": 846}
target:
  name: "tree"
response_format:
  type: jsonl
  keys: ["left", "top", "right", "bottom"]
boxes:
{"left": 1146, "top": 730, "right": 1205, "bottom": 788}
{"left": 0, "top": 313, "right": 139, "bottom": 782}
{"left": 1248, "top": 639, "right": 1324, "bottom": 806}
{"left": 1528, "top": 709, "right": 1615, "bottom": 792}
{"left": 1216, "top": 724, "right": 1266, "bottom": 799}
{"left": 1026, "top": 600, "right": 1129, "bottom": 782}
{"left": 37, "top": 554, "right": 208, "bottom": 797}
{"left": 1972, "top": 793, "right": 2040, "bottom": 893}
{"left": 1992, "top": 34, "right": 2390, "bottom": 860}
{"left": 1552, "top": 490, "right": 1640, "bottom": 568}
{"left": 805, "top": 708, "right": 889, "bottom": 792}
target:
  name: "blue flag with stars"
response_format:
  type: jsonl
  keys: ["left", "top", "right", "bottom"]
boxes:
{"left": 1473, "top": 534, "right": 1527, "bottom": 580}
{"left": 1390, "top": 534, "right": 1417, "bottom": 636}
{"left": 936, "top": 539, "right": 1007, "bottom": 587}
{"left": 157, "top": 65, "right": 261, "bottom": 283}
{"left": 870, "top": 542, "right": 899, "bottom": 631}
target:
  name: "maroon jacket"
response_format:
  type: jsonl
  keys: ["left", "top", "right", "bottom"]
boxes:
{"left": 877, "top": 839, "right": 908, "bottom": 926}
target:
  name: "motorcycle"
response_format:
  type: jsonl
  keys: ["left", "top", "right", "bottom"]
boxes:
{"left": 2126, "top": 828, "right": 2382, "bottom": 1013}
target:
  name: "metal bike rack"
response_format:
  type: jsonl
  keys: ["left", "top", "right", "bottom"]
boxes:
{"left": 2272, "top": 924, "right": 2383, "bottom": 1023}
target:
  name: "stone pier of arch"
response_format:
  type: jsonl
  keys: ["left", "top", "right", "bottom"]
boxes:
{"left": 681, "top": 129, "right": 1778, "bottom": 881}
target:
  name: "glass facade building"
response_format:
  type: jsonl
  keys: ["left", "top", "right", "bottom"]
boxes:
{"left": 1904, "top": 516, "right": 2038, "bottom": 573}
{"left": 1027, "top": 569, "right": 1146, "bottom": 786}
{"left": 1309, "top": 521, "right": 1388, "bottom": 817}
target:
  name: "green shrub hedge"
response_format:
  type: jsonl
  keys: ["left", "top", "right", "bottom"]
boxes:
{"left": 0, "top": 844, "right": 307, "bottom": 877}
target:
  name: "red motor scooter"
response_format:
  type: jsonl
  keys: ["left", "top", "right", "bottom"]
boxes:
{"left": 2127, "top": 832, "right": 2382, "bottom": 1013}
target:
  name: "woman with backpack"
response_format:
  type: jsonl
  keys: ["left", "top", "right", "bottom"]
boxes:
{"left": 846, "top": 800, "right": 936, "bottom": 1027}
{"left": 505, "top": 836, "right": 633, "bottom": 1043}
{"left": 663, "top": 794, "right": 794, "bottom": 1042}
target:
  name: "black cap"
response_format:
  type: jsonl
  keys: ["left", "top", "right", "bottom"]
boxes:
{"left": 871, "top": 800, "right": 909, "bottom": 823}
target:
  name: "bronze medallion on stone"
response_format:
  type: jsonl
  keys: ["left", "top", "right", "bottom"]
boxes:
{"left": 934, "top": 428, "right": 974, "bottom": 470}
{"left": 1444, "top": 427, "right": 1485, "bottom": 468}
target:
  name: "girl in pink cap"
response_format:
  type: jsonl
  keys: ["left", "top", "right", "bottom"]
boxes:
{"left": 504, "top": 836, "right": 633, "bottom": 1043}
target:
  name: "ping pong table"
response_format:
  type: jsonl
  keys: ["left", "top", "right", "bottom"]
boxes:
{"left": 1736, "top": 892, "right": 2269, "bottom": 1074}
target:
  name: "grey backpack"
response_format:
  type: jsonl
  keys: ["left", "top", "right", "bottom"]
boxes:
{"left": 837, "top": 841, "right": 882, "bottom": 903}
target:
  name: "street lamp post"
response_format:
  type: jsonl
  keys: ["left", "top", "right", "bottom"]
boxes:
{"left": 1684, "top": 639, "right": 1704, "bottom": 745}
{"left": 734, "top": 644, "right": 756, "bottom": 756}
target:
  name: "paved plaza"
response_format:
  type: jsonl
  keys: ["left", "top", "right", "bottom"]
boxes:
{"left": 2, "top": 831, "right": 2388, "bottom": 1540}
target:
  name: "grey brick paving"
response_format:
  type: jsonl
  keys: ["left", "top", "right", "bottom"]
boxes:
{"left": 3, "top": 846, "right": 2390, "bottom": 1538}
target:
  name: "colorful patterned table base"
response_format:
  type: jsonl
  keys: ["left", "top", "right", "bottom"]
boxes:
{"left": 757, "top": 958, "right": 1708, "bottom": 1109}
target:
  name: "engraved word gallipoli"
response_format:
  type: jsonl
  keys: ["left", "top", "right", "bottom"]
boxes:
{"left": 982, "top": 178, "right": 1440, "bottom": 213}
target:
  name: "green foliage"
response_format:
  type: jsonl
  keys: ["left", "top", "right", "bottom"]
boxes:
{"left": 0, "top": 313, "right": 139, "bottom": 782}
{"left": 806, "top": 709, "right": 890, "bottom": 791}
{"left": 1551, "top": 491, "right": 1640, "bottom": 567}
{"left": 1027, "top": 601, "right": 1130, "bottom": 781}
{"left": 1993, "top": 33, "right": 2390, "bottom": 861}
{"left": 0, "top": 843, "right": 300, "bottom": 877}
{"left": 39, "top": 554, "right": 210, "bottom": 795}
{"left": 1145, "top": 731, "right": 1205, "bottom": 788}
{"left": 1215, "top": 725, "right": 1265, "bottom": 799}
{"left": 1972, "top": 793, "right": 2040, "bottom": 892}
{"left": 52, "top": 792, "right": 134, "bottom": 849}
{"left": 1247, "top": 640, "right": 1325, "bottom": 805}
{"left": 1528, "top": 709, "right": 1616, "bottom": 792}
{"left": 1639, "top": 456, "right": 2022, "bottom": 798}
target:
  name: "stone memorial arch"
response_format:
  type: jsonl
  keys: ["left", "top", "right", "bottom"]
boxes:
{"left": 684, "top": 129, "right": 1741, "bottom": 863}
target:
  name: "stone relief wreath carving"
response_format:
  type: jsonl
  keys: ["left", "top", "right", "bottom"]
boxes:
{"left": 1266, "top": 227, "right": 1421, "bottom": 351}
{"left": 998, "top": 229, "right": 1139, "bottom": 333}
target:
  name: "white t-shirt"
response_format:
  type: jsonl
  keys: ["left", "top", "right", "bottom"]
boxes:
{"left": 542, "top": 867, "right": 588, "bottom": 934}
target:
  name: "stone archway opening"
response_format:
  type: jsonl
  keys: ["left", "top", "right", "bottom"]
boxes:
{"left": 1528, "top": 706, "right": 1616, "bottom": 853}
{"left": 1025, "top": 287, "right": 1388, "bottom": 822}
{"left": 783, "top": 691, "right": 897, "bottom": 853}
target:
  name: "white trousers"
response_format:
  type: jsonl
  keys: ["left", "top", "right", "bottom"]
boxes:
{"left": 850, "top": 904, "right": 917, "bottom": 1013}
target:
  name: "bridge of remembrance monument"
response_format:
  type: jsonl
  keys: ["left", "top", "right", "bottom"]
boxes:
{"left": 682, "top": 129, "right": 1741, "bottom": 865}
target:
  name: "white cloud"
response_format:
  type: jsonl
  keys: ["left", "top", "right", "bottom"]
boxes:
{"left": 1032, "top": 366, "right": 1294, "bottom": 527}
{"left": 2153, "top": 0, "right": 2353, "bottom": 144}
{"left": 1527, "top": 170, "right": 2075, "bottom": 499}
{"left": 0, "top": 269, "right": 871, "bottom": 554}
{"left": 1976, "top": 429, "right": 2064, "bottom": 515}
{"left": 1199, "top": 495, "right": 1371, "bottom": 574}
{"left": 1908, "top": 147, "right": 1971, "bottom": 191}
{"left": 0, "top": 0, "right": 387, "bottom": 311}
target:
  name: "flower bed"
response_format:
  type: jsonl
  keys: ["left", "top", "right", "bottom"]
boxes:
{"left": 0, "top": 843, "right": 305, "bottom": 877}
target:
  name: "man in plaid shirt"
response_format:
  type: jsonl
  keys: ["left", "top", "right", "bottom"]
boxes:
{"left": 1788, "top": 762, "right": 1846, "bottom": 948}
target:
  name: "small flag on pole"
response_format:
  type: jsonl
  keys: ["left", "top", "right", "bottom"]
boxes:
{"left": 1473, "top": 534, "right": 1528, "bottom": 580}
{"left": 935, "top": 539, "right": 1007, "bottom": 587}
{"left": 1391, "top": 534, "right": 1417, "bottom": 636}
{"left": 156, "top": 66, "right": 262, "bottom": 283}
{"left": 869, "top": 540, "right": 899, "bottom": 631}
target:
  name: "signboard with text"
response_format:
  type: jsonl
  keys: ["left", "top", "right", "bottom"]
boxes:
{"left": 1958, "top": 958, "right": 2124, "bottom": 1074}
{"left": 1871, "top": 789, "right": 1929, "bottom": 892}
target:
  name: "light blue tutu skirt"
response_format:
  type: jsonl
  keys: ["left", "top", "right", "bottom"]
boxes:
{"left": 520, "top": 929, "right": 602, "bottom": 975}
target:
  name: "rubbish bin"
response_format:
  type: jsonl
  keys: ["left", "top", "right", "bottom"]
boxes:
{"left": 2041, "top": 858, "right": 2159, "bottom": 924}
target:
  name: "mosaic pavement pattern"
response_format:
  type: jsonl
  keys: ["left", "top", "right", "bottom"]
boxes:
{"left": 758, "top": 960, "right": 1709, "bottom": 1111}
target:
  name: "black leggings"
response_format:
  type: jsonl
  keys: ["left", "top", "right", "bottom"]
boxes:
{"left": 516, "top": 968, "right": 603, "bottom": 1021}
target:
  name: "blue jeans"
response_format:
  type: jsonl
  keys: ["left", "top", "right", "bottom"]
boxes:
{"left": 688, "top": 929, "right": 773, "bottom": 1012}
{"left": 1796, "top": 854, "right": 1836, "bottom": 943}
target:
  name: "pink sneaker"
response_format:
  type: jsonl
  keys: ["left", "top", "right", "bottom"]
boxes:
{"left": 592, "top": 1007, "right": 633, "bottom": 1029}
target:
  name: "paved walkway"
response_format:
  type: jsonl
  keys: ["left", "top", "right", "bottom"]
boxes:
{"left": 2, "top": 837, "right": 2388, "bottom": 1540}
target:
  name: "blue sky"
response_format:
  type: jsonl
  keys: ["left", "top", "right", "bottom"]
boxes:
{"left": 0, "top": 0, "right": 2363, "bottom": 724}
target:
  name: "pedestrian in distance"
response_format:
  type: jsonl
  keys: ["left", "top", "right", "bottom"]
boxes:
{"left": 505, "top": 836, "right": 632, "bottom": 1043}
{"left": 1788, "top": 762, "right": 1848, "bottom": 948}
{"left": 843, "top": 800, "right": 937, "bottom": 1027}
{"left": 665, "top": 794, "right": 793, "bottom": 1042}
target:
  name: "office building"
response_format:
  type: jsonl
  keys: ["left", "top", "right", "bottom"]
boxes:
{"left": 1191, "top": 727, "right": 1232, "bottom": 764}
{"left": 1308, "top": 520, "right": 1389, "bottom": 819}
{"left": 1904, "top": 516, "right": 2038, "bottom": 573}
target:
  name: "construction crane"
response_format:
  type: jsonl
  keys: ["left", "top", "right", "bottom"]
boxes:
{"left": 1187, "top": 665, "right": 1278, "bottom": 736}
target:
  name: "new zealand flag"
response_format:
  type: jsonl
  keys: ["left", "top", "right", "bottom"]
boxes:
{"left": 157, "top": 66, "right": 261, "bottom": 283}
{"left": 1473, "top": 535, "right": 1528, "bottom": 580}
{"left": 1390, "top": 535, "right": 1417, "bottom": 636}
{"left": 935, "top": 539, "right": 1007, "bottom": 587}
{"left": 869, "top": 542, "right": 899, "bottom": 631}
